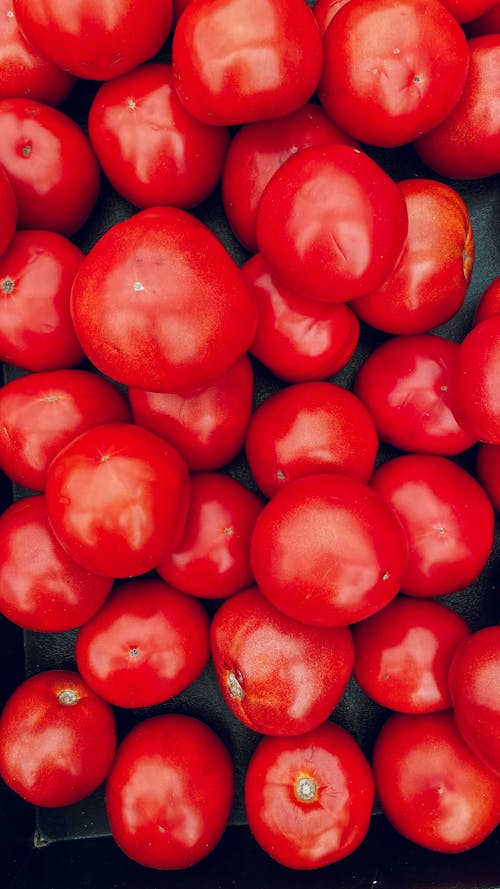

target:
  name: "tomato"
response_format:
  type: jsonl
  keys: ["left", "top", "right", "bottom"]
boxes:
{"left": 372, "top": 710, "right": 500, "bottom": 852}
{"left": 0, "top": 164, "right": 16, "bottom": 257}
{"left": 475, "top": 274, "right": 500, "bottom": 324}
{"left": 244, "top": 721, "right": 374, "bottom": 869}
{"left": 13, "top": 0, "right": 173, "bottom": 81}
{"left": 352, "top": 596, "right": 471, "bottom": 714}
{"left": 157, "top": 472, "right": 263, "bottom": 599}
{"left": 318, "top": 0, "right": 469, "bottom": 147}
{"left": 0, "top": 230, "right": 85, "bottom": 371}
{"left": 448, "top": 314, "right": 500, "bottom": 443}
{"left": 415, "top": 36, "right": 500, "bottom": 179}
{"left": 354, "top": 334, "right": 477, "bottom": 456}
{"left": 350, "top": 179, "right": 474, "bottom": 334}
{"left": 0, "top": 495, "right": 112, "bottom": 632}
{"left": 172, "top": 0, "right": 323, "bottom": 126}
{"left": 251, "top": 473, "right": 408, "bottom": 627}
{"left": 45, "top": 423, "right": 190, "bottom": 578}
{"left": 105, "top": 713, "right": 234, "bottom": 869}
{"left": 313, "top": 0, "right": 352, "bottom": 36}
{"left": 476, "top": 442, "right": 500, "bottom": 509}
{"left": 211, "top": 586, "right": 354, "bottom": 736}
{"left": 75, "top": 578, "right": 210, "bottom": 708}
{"left": 0, "top": 669, "right": 116, "bottom": 807}
{"left": 448, "top": 626, "right": 500, "bottom": 776}
{"left": 0, "top": 98, "right": 100, "bottom": 234}
{"left": 245, "top": 381, "right": 378, "bottom": 499}
{"left": 129, "top": 355, "right": 253, "bottom": 472}
{"left": 70, "top": 206, "right": 257, "bottom": 393}
{"left": 243, "top": 253, "right": 360, "bottom": 383}
{"left": 88, "top": 63, "right": 229, "bottom": 210}
{"left": 256, "top": 144, "right": 408, "bottom": 303}
{"left": 371, "top": 454, "right": 495, "bottom": 598}
{"left": 0, "top": 369, "right": 131, "bottom": 492}
{"left": 222, "top": 102, "right": 356, "bottom": 253}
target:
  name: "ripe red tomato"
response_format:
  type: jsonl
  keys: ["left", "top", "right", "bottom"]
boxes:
{"left": 352, "top": 596, "right": 471, "bottom": 714}
{"left": 245, "top": 381, "right": 379, "bottom": 499}
{"left": 475, "top": 275, "right": 500, "bottom": 324}
{"left": 211, "top": 586, "right": 354, "bottom": 736}
{"left": 448, "top": 314, "right": 500, "bottom": 443}
{"left": 256, "top": 144, "right": 408, "bottom": 303}
{"left": 0, "top": 369, "right": 131, "bottom": 492}
{"left": 318, "top": 0, "right": 469, "bottom": 147}
{"left": 251, "top": 473, "right": 408, "bottom": 627}
{"left": 0, "top": 495, "right": 113, "bottom": 632}
{"left": 13, "top": 0, "right": 173, "bottom": 81}
{"left": 0, "top": 98, "right": 100, "bottom": 234}
{"left": 371, "top": 454, "right": 495, "bottom": 598}
{"left": 45, "top": 423, "right": 190, "bottom": 578}
{"left": 372, "top": 710, "right": 500, "bottom": 852}
{"left": 354, "top": 334, "right": 477, "bottom": 455}
{"left": 244, "top": 721, "right": 374, "bottom": 869}
{"left": 476, "top": 442, "right": 500, "bottom": 509}
{"left": 70, "top": 207, "right": 257, "bottom": 393}
{"left": 0, "top": 669, "right": 116, "bottom": 807}
{"left": 75, "top": 578, "right": 210, "bottom": 708}
{"left": 105, "top": 714, "right": 234, "bottom": 869}
{"left": 172, "top": 0, "right": 323, "bottom": 126}
{"left": 0, "top": 164, "right": 16, "bottom": 257}
{"left": 88, "top": 63, "right": 229, "bottom": 210}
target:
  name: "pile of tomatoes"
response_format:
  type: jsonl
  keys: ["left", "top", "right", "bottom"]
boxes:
{"left": 0, "top": 0, "right": 499, "bottom": 874}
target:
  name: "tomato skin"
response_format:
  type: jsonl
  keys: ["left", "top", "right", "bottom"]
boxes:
{"left": 256, "top": 144, "right": 408, "bottom": 303}
{"left": 313, "top": 0, "right": 352, "bottom": 36}
{"left": 440, "top": 0, "right": 499, "bottom": 22}
{"left": 448, "top": 314, "right": 500, "bottom": 443}
{"left": 251, "top": 473, "right": 408, "bottom": 628}
{"left": 244, "top": 721, "right": 374, "bottom": 869}
{"left": 371, "top": 455, "right": 495, "bottom": 598}
{"left": 372, "top": 710, "right": 500, "bottom": 852}
{"left": 0, "top": 165, "right": 17, "bottom": 259}
{"left": 45, "top": 423, "right": 190, "bottom": 578}
{"left": 245, "top": 381, "right": 378, "bottom": 499}
{"left": 352, "top": 596, "right": 470, "bottom": 714}
{"left": 70, "top": 207, "right": 257, "bottom": 393}
{"left": 105, "top": 714, "right": 234, "bottom": 869}
{"left": 88, "top": 63, "right": 229, "bottom": 210}
{"left": 466, "top": 1, "right": 500, "bottom": 34}
{"left": 0, "top": 369, "right": 131, "bottom": 492}
{"left": 211, "top": 586, "right": 354, "bottom": 736}
{"left": 476, "top": 442, "right": 500, "bottom": 510}
{"left": 475, "top": 275, "right": 500, "bottom": 324}
{"left": 0, "top": 670, "right": 116, "bottom": 808}
{"left": 172, "top": 0, "right": 323, "bottom": 126}
{"left": 75, "top": 578, "right": 210, "bottom": 708}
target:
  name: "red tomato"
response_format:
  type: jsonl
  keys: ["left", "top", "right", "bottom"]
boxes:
{"left": 318, "top": 0, "right": 469, "bottom": 147}
{"left": 75, "top": 578, "right": 210, "bottom": 708}
{"left": 13, "top": 0, "right": 173, "bottom": 81}
{"left": 244, "top": 721, "right": 374, "bottom": 869}
{"left": 45, "top": 423, "right": 190, "bottom": 578}
{"left": 243, "top": 253, "right": 360, "bottom": 382}
{"left": 351, "top": 179, "right": 475, "bottom": 334}
{"left": 0, "top": 230, "right": 85, "bottom": 371}
{"left": 211, "top": 586, "right": 354, "bottom": 736}
{"left": 448, "top": 626, "right": 500, "bottom": 776}
{"left": 313, "top": 0, "right": 352, "bottom": 36}
{"left": 88, "top": 63, "right": 229, "bottom": 210}
{"left": 245, "top": 381, "right": 379, "bottom": 499}
{"left": 476, "top": 442, "right": 500, "bottom": 510}
{"left": 0, "top": 495, "right": 113, "bottom": 632}
{"left": 0, "top": 98, "right": 100, "bottom": 234}
{"left": 448, "top": 314, "right": 500, "bottom": 443}
{"left": 0, "top": 369, "right": 131, "bottom": 492}
{"left": 256, "top": 144, "right": 408, "bottom": 303}
{"left": 466, "top": 0, "right": 500, "bottom": 34}
{"left": 372, "top": 710, "right": 500, "bottom": 852}
{"left": 157, "top": 472, "right": 263, "bottom": 599}
{"left": 475, "top": 275, "right": 500, "bottom": 324}
{"left": 105, "top": 714, "right": 234, "bottom": 869}
{"left": 354, "top": 334, "right": 477, "bottom": 456}
{"left": 0, "top": 164, "right": 16, "bottom": 257}
{"left": 0, "top": 0, "right": 75, "bottom": 104}
{"left": 172, "top": 0, "right": 323, "bottom": 126}
{"left": 415, "top": 36, "right": 500, "bottom": 179}
{"left": 352, "top": 596, "right": 471, "bottom": 714}
{"left": 0, "top": 669, "right": 116, "bottom": 807}
{"left": 70, "top": 207, "right": 257, "bottom": 393}
{"left": 129, "top": 355, "right": 253, "bottom": 472}
{"left": 371, "top": 454, "right": 495, "bottom": 598}
{"left": 222, "top": 102, "right": 356, "bottom": 252}
{"left": 251, "top": 473, "right": 408, "bottom": 627}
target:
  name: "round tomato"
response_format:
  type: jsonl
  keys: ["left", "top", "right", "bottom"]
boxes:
{"left": 475, "top": 274, "right": 500, "bottom": 324}
{"left": 476, "top": 442, "right": 500, "bottom": 509}
{"left": 0, "top": 669, "right": 116, "bottom": 807}
{"left": 448, "top": 314, "right": 500, "bottom": 443}
{"left": 0, "top": 164, "right": 16, "bottom": 257}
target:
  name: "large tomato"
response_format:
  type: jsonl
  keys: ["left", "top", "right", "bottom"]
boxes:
{"left": 0, "top": 164, "right": 16, "bottom": 257}
{"left": 448, "top": 314, "right": 500, "bottom": 443}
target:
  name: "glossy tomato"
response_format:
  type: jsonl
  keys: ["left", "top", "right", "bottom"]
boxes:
{"left": 0, "top": 669, "right": 116, "bottom": 807}
{"left": 476, "top": 442, "right": 500, "bottom": 509}
{"left": 105, "top": 714, "right": 234, "bottom": 869}
{"left": 474, "top": 274, "right": 500, "bottom": 324}
{"left": 0, "top": 164, "right": 16, "bottom": 257}
{"left": 448, "top": 314, "right": 500, "bottom": 443}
